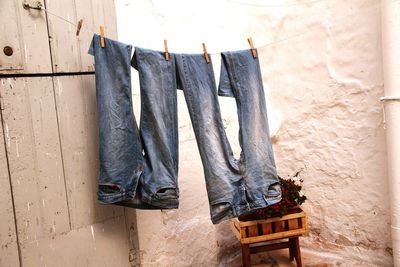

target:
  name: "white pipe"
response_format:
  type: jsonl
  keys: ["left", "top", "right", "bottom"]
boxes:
{"left": 382, "top": 0, "right": 400, "bottom": 265}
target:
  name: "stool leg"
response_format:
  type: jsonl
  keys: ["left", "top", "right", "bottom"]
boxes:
{"left": 289, "top": 238, "right": 295, "bottom": 261}
{"left": 241, "top": 244, "right": 251, "bottom": 267}
{"left": 294, "top": 237, "right": 302, "bottom": 267}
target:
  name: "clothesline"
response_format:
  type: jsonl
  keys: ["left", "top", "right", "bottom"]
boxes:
{"left": 39, "top": 0, "right": 383, "bottom": 55}
{"left": 226, "top": 0, "right": 326, "bottom": 8}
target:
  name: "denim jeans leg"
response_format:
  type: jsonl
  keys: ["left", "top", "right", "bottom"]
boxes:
{"left": 175, "top": 54, "right": 245, "bottom": 224}
{"left": 130, "top": 47, "right": 179, "bottom": 208}
{"left": 175, "top": 52, "right": 281, "bottom": 224}
{"left": 88, "top": 34, "right": 144, "bottom": 204}
{"left": 219, "top": 49, "right": 281, "bottom": 207}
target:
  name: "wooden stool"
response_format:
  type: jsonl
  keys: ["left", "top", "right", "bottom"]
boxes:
{"left": 231, "top": 209, "right": 307, "bottom": 267}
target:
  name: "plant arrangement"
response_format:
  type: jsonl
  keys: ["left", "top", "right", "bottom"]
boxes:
{"left": 240, "top": 170, "right": 307, "bottom": 221}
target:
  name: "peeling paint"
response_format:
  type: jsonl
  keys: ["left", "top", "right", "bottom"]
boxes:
{"left": 24, "top": 45, "right": 28, "bottom": 64}
{"left": 15, "top": 137, "right": 19, "bottom": 158}
{"left": 5, "top": 124, "right": 10, "bottom": 148}
{"left": 7, "top": 78, "right": 11, "bottom": 86}
{"left": 90, "top": 225, "right": 95, "bottom": 241}
{"left": 57, "top": 78, "right": 63, "bottom": 96}
{"left": 51, "top": 223, "right": 56, "bottom": 234}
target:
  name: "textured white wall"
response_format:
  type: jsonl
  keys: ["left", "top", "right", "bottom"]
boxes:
{"left": 116, "top": 0, "right": 392, "bottom": 266}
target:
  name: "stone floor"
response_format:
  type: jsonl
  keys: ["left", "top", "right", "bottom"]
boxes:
{"left": 251, "top": 249, "right": 333, "bottom": 267}
{"left": 248, "top": 248, "right": 379, "bottom": 267}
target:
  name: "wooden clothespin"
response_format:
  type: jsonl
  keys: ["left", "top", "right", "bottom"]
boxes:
{"left": 76, "top": 19, "right": 83, "bottom": 36}
{"left": 247, "top": 37, "right": 257, "bottom": 59}
{"left": 164, "top": 40, "right": 169, "bottom": 61}
{"left": 99, "top": 26, "right": 105, "bottom": 48}
{"left": 202, "top": 43, "right": 210, "bottom": 64}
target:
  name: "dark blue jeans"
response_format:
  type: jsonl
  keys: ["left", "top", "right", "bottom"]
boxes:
{"left": 175, "top": 50, "right": 281, "bottom": 224}
{"left": 89, "top": 35, "right": 178, "bottom": 209}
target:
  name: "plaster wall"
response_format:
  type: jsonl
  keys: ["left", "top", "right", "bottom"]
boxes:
{"left": 116, "top": 0, "right": 392, "bottom": 265}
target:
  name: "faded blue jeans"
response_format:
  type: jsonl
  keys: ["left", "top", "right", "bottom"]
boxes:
{"left": 175, "top": 50, "right": 281, "bottom": 224}
{"left": 89, "top": 34, "right": 280, "bottom": 221}
{"left": 89, "top": 35, "right": 179, "bottom": 209}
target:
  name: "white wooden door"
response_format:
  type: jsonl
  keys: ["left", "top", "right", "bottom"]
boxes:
{"left": 0, "top": 87, "right": 20, "bottom": 266}
{"left": 0, "top": 1, "right": 139, "bottom": 266}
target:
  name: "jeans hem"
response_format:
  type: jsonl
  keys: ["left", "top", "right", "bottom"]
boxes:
{"left": 97, "top": 191, "right": 132, "bottom": 205}
{"left": 210, "top": 195, "right": 282, "bottom": 224}
{"left": 141, "top": 195, "right": 179, "bottom": 209}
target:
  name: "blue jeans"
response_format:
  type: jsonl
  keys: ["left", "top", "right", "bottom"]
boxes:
{"left": 89, "top": 34, "right": 281, "bottom": 222}
{"left": 89, "top": 35, "right": 179, "bottom": 209}
{"left": 175, "top": 50, "right": 281, "bottom": 224}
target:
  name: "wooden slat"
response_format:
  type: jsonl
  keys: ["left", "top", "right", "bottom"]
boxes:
{"left": 247, "top": 225, "right": 259, "bottom": 237}
{"left": 237, "top": 211, "right": 306, "bottom": 227}
{"left": 0, "top": 77, "right": 71, "bottom": 256}
{"left": 288, "top": 218, "right": 299, "bottom": 230}
{"left": 250, "top": 241, "right": 290, "bottom": 254}
{"left": 0, "top": 0, "right": 23, "bottom": 71}
{"left": 53, "top": 75, "right": 124, "bottom": 229}
{"left": 241, "top": 227, "right": 247, "bottom": 239}
{"left": 46, "top": 0, "right": 80, "bottom": 73}
{"left": 0, "top": 0, "right": 52, "bottom": 73}
{"left": 0, "top": 82, "right": 20, "bottom": 266}
{"left": 262, "top": 222, "right": 272, "bottom": 235}
{"left": 75, "top": 1, "right": 97, "bottom": 72}
{"left": 47, "top": 0, "right": 118, "bottom": 73}
{"left": 241, "top": 228, "right": 307, "bottom": 244}
{"left": 274, "top": 221, "right": 286, "bottom": 233}
{"left": 102, "top": 0, "right": 118, "bottom": 40}
{"left": 19, "top": 215, "right": 130, "bottom": 266}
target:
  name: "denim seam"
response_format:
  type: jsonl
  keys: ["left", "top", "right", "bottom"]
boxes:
{"left": 168, "top": 57, "right": 179, "bottom": 173}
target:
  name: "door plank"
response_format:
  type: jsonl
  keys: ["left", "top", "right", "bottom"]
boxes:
{"left": 0, "top": 0, "right": 52, "bottom": 74}
{"left": 0, "top": 80, "right": 20, "bottom": 267}
{"left": 46, "top": 0, "right": 80, "bottom": 73}
{"left": 47, "top": 0, "right": 118, "bottom": 73}
{"left": 0, "top": 77, "right": 70, "bottom": 246}
{"left": 53, "top": 75, "right": 124, "bottom": 230}
{"left": 76, "top": 0, "right": 118, "bottom": 71}
{"left": 19, "top": 215, "right": 130, "bottom": 267}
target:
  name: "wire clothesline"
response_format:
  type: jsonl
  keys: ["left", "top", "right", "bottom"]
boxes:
{"left": 226, "top": 0, "right": 326, "bottom": 8}
{"left": 38, "top": 0, "right": 384, "bottom": 55}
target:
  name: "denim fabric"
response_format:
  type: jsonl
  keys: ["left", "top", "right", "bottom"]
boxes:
{"left": 89, "top": 35, "right": 178, "bottom": 209}
{"left": 131, "top": 47, "right": 179, "bottom": 208}
{"left": 219, "top": 49, "right": 282, "bottom": 214}
{"left": 89, "top": 34, "right": 280, "bottom": 220}
{"left": 175, "top": 51, "right": 281, "bottom": 224}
